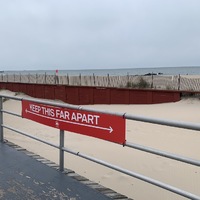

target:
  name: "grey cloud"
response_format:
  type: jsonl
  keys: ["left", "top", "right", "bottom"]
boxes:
{"left": 0, "top": 0, "right": 200, "bottom": 70}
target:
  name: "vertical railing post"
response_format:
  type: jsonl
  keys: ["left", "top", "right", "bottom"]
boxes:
{"left": 59, "top": 130, "right": 64, "bottom": 171}
{"left": 0, "top": 97, "right": 3, "bottom": 142}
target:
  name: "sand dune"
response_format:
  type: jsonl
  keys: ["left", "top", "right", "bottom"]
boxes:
{"left": 1, "top": 90, "right": 200, "bottom": 200}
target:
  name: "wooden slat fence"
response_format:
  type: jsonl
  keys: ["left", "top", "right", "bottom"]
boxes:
{"left": 0, "top": 73, "right": 200, "bottom": 91}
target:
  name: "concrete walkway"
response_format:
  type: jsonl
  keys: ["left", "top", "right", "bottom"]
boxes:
{"left": 0, "top": 142, "right": 113, "bottom": 200}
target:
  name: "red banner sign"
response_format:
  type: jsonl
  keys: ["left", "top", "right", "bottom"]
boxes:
{"left": 22, "top": 100, "right": 126, "bottom": 144}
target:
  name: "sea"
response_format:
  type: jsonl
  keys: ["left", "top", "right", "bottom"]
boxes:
{"left": 3, "top": 66, "right": 200, "bottom": 76}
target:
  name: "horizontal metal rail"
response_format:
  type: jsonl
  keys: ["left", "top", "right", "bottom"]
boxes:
{"left": 1, "top": 95, "right": 22, "bottom": 101}
{"left": 1, "top": 94, "right": 200, "bottom": 199}
{"left": 3, "top": 111, "right": 200, "bottom": 167}
{"left": 1, "top": 94, "right": 200, "bottom": 132}
{"left": 124, "top": 113, "right": 200, "bottom": 131}
{"left": 3, "top": 125, "right": 59, "bottom": 149}
{"left": 125, "top": 141, "right": 200, "bottom": 167}
{"left": 3, "top": 123, "right": 200, "bottom": 200}
{"left": 1, "top": 110, "right": 21, "bottom": 118}
{"left": 62, "top": 146, "right": 200, "bottom": 200}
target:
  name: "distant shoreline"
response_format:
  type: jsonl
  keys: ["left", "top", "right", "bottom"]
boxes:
{"left": 2, "top": 66, "right": 200, "bottom": 76}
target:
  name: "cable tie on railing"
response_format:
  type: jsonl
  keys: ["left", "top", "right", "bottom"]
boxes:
{"left": 77, "top": 151, "right": 80, "bottom": 155}
{"left": 123, "top": 140, "right": 126, "bottom": 147}
{"left": 122, "top": 113, "right": 126, "bottom": 119}
{"left": 78, "top": 106, "right": 82, "bottom": 110}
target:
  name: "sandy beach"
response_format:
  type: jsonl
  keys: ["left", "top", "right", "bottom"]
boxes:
{"left": 1, "top": 89, "right": 200, "bottom": 200}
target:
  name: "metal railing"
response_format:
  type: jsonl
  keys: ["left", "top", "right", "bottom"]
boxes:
{"left": 0, "top": 94, "right": 200, "bottom": 200}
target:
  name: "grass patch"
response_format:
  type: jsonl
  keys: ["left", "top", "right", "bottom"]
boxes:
{"left": 126, "top": 77, "right": 150, "bottom": 89}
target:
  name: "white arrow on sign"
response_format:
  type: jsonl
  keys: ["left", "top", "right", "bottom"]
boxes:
{"left": 25, "top": 109, "right": 113, "bottom": 133}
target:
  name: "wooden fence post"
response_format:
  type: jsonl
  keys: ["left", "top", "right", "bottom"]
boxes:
{"left": 44, "top": 72, "right": 47, "bottom": 84}
{"left": 107, "top": 74, "right": 110, "bottom": 87}
{"left": 178, "top": 74, "right": 180, "bottom": 90}
{"left": 93, "top": 73, "right": 96, "bottom": 86}
{"left": 79, "top": 74, "right": 81, "bottom": 86}
{"left": 67, "top": 74, "right": 69, "bottom": 85}
{"left": 151, "top": 73, "right": 154, "bottom": 88}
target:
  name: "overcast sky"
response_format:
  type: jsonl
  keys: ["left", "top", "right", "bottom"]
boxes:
{"left": 0, "top": 0, "right": 200, "bottom": 71}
